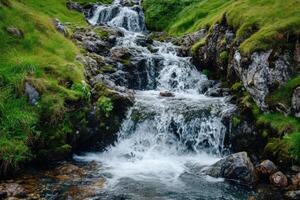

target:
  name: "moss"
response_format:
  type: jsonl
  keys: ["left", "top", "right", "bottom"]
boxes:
{"left": 288, "top": 132, "right": 300, "bottom": 162}
{"left": 100, "top": 65, "right": 116, "bottom": 73}
{"left": 219, "top": 51, "right": 229, "bottom": 62}
{"left": 191, "top": 37, "right": 206, "bottom": 55}
{"left": 94, "top": 27, "right": 109, "bottom": 39}
{"left": 267, "top": 76, "right": 300, "bottom": 107}
{"left": 232, "top": 116, "right": 241, "bottom": 128}
{"left": 257, "top": 113, "right": 300, "bottom": 135}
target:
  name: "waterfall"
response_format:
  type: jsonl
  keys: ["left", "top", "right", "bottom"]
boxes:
{"left": 75, "top": 0, "right": 240, "bottom": 198}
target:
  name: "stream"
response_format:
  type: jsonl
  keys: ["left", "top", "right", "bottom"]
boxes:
{"left": 2, "top": 0, "right": 258, "bottom": 199}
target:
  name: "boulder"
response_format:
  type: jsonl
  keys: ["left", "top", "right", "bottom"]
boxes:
{"left": 6, "top": 27, "right": 24, "bottom": 38}
{"left": 25, "top": 82, "right": 40, "bottom": 105}
{"left": 256, "top": 160, "right": 278, "bottom": 176}
{"left": 292, "top": 86, "right": 300, "bottom": 117}
{"left": 291, "top": 173, "right": 300, "bottom": 186}
{"left": 159, "top": 91, "right": 175, "bottom": 97}
{"left": 204, "top": 152, "right": 258, "bottom": 184}
{"left": 83, "top": 39, "right": 109, "bottom": 54}
{"left": 53, "top": 19, "right": 68, "bottom": 37}
{"left": 269, "top": 171, "right": 288, "bottom": 187}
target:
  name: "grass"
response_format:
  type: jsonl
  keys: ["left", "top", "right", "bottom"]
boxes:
{"left": 257, "top": 112, "right": 300, "bottom": 162}
{"left": 143, "top": 0, "right": 300, "bottom": 54}
{"left": 0, "top": 0, "right": 111, "bottom": 175}
{"left": 267, "top": 76, "right": 300, "bottom": 107}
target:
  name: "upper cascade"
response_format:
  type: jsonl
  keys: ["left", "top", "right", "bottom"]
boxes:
{"left": 88, "top": 0, "right": 146, "bottom": 32}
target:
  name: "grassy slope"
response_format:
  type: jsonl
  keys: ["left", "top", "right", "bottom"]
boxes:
{"left": 0, "top": 0, "right": 111, "bottom": 174}
{"left": 143, "top": 0, "right": 300, "bottom": 54}
{"left": 143, "top": 0, "right": 300, "bottom": 162}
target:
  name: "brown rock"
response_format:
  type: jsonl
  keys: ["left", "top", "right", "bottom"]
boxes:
{"left": 159, "top": 91, "right": 175, "bottom": 97}
{"left": 291, "top": 173, "right": 300, "bottom": 186}
{"left": 256, "top": 160, "right": 278, "bottom": 176}
{"left": 270, "top": 171, "right": 288, "bottom": 187}
{"left": 0, "top": 183, "right": 27, "bottom": 198}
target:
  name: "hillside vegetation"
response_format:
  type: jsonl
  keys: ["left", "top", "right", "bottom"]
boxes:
{"left": 143, "top": 0, "right": 300, "bottom": 54}
{"left": 0, "top": 0, "right": 111, "bottom": 175}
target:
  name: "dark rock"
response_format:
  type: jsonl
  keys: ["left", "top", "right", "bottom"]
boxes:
{"left": 0, "top": 191, "right": 7, "bottom": 199}
{"left": 256, "top": 160, "right": 278, "bottom": 176}
{"left": 292, "top": 86, "right": 300, "bottom": 117}
{"left": 6, "top": 27, "right": 24, "bottom": 38}
{"left": 25, "top": 82, "right": 40, "bottom": 105}
{"left": 285, "top": 190, "right": 300, "bottom": 200}
{"left": 66, "top": 1, "right": 83, "bottom": 12}
{"left": 204, "top": 152, "right": 258, "bottom": 184}
{"left": 269, "top": 171, "right": 288, "bottom": 187}
{"left": 83, "top": 39, "right": 109, "bottom": 54}
{"left": 291, "top": 165, "right": 300, "bottom": 172}
{"left": 159, "top": 91, "right": 175, "bottom": 97}
{"left": 53, "top": 18, "right": 68, "bottom": 37}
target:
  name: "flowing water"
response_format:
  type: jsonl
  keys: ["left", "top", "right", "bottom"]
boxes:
{"left": 69, "top": 0, "right": 255, "bottom": 199}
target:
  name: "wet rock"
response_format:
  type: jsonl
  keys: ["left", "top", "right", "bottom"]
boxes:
{"left": 176, "top": 29, "right": 207, "bottom": 48}
{"left": 285, "top": 190, "right": 300, "bottom": 200}
{"left": 6, "top": 27, "right": 24, "bottom": 38}
{"left": 291, "top": 173, "right": 300, "bottom": 186}
{"left": 291, "top": 165, "right": 300, "bottom": 173}
{"left": 66, "top": 1, "right": 83, "bottom": 12}
{"left": 204, "top": 152, "right": 258, "bottom": 184}
{"left": 0, "top": 183, "right": 27, "bottom": 198}
{"left": 65, "top": 186, "right": 96, "bottom": 200}
{"left": 53, "top": 18, "right": 68, "bottom": 37}
{"left": 25, "top": 82, "right": 40, "bottom": 105}
{"left": 83, "top": 39, "right": 109, "bottom": 54}
{"left": 269, "top": 171, "right": 288, "bottom": 187}
{"left": 159, "top": 91, "right": 175, "bottom": 97}
{"left": 46, "top": 163, "right": 85, "bottom": 181}
{"left": 292, "top": 86, "right": 300, "bottom": 117}
{"left": 256, "top": 160, "right": 278, "bottom": 176}
{"left": 111, "top": 47, "right": 133, "bottom": 62}
{"left": 0, "top": 191, "right": 7, "bottom": 199}
{"left": 232, "top": 50, "right": 291, "bottom": 111}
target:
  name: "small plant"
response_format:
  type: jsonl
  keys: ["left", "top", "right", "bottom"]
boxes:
{"left": 97, "top": 96, "right": 113, "bottom": 118}
{"left": 219, "top": 51, "right": 229, "bottom": 62}
{"left": 71, "top": 81, "right": 91, "bottom": 101}
{"left": 232, "top": 116, "right": 241, "bottom": 127}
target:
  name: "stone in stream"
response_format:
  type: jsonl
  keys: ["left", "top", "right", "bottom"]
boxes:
{"left": 159, "top": 91, "right": 175, "bottom": 97}
{"left": 256, "top": 160, "right": 278, "bottom": 176}
{"left": 269, "top": 171, "right": 288, "bottom": 187}
{"left": 204, "top": 152, "right": 258, "bottom": 184}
